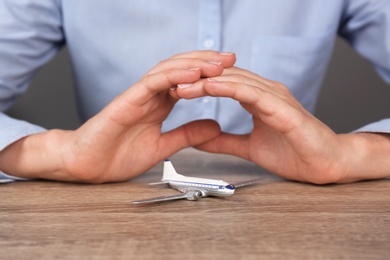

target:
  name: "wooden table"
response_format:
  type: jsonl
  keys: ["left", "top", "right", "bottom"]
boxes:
{"left": 1, "top": 149, "right": 389, "bottom": 259}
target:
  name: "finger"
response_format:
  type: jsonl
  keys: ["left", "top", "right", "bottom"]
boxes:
{"left": 117, "top": 67, "right": 202, "bottom": 107}
{"left": 222, "top": 67, "right": 274, "bottom": 86}
{"left": 181, "top": 76, "right": 290, "bottom": 114}
{"left": 168, "top": 86, "right": 181, "bottom": 100}
{"left": 174, "top": 76, "right": 266, "bottom": 101}
{"left": 218, "top": 67, "right": 291, "bottom": 99}
{"left": 169, "top": 50, "right": 236, "bottom": 68}
{"left": 177, "top": 75, "right": 305, "bottom": 132}
{"left": 100, "top": 68, "right": 203, "bottom": 127}
{"left": 146, "top": 57, "right": 231, "bottom": 78}
{"left": 195, "top": 132, "right": 251, "bottom": 160}
{"left": 174, "top": 71, "right": 277, "bottom": 100}
{"left": 158, "top": 119, "right": 221, "bottom": 158}
{"left": 206, "top": 79, "right": 307, "bottom": 133}
{"left": 146, "top": 51, "right": 235, "bottom": 76}
{"left": 175, "top": 78, "right": 210, "bottom": 99}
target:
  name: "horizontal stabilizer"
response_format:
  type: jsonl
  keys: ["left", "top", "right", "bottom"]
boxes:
{"left": 132, "top": 193, "right": 188, "bottom": 204}
{"left": 132, "top": 190, "right": 203, "bottom": 204}
{"left": 148, "top": 181, "right": 169, "bottom": 186}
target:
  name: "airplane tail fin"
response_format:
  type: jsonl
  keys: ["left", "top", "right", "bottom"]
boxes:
{"left": 162, "top": 159, "right": 180, "bottom": 181}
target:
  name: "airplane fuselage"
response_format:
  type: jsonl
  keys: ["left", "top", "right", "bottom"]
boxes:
{"left": 166, "top": 177, "right": 235, "bottom": 197}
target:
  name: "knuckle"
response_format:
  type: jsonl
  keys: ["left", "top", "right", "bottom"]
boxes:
{"left": 140, "top": 73, "right": 160, "bottom": 93}
{"left": 271, "top": 80, "right": 288, "bottom": 91}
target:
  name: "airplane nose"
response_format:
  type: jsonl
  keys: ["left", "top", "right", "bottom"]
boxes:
{"left": 225, "top": 184, "right": 235, "bottom": 190}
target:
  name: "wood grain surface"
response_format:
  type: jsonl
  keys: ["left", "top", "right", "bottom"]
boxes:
{"left": 1, "top": 149, "right": 389, "bottom": 259}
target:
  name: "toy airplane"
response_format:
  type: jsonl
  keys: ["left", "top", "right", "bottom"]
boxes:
{"left": 132, "top": 159, "right": 261, "bottom": 204}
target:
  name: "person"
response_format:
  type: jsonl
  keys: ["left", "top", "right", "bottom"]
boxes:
{"left": 0, "top": 0, "right": 389, "bottom": 184}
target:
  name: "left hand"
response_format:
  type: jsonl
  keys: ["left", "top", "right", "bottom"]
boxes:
{"left": 173, "top": 66, "right": 390, "bottom": 184}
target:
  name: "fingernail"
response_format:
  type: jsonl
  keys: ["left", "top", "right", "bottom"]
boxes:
{"left": 170, "top": 86, "right": 177, "bottom": 91}
{"left": 178, "top": 83, "right": 193, "bottom": 89}
{"left": 207, "top": 78, "right": 220, "bottom": 83}
{"left": 207, "top": 61, "right": 222, "bottom": 65}
{"left": 188, "top": 67, "right": 200, "bottom": 71}
{"left": 220, "top": 52, "right": 234, "bottom": 56}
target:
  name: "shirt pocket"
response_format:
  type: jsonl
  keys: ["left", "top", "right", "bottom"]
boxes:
{"left": 250, "top": 34, "right": 335, "bottom": 112}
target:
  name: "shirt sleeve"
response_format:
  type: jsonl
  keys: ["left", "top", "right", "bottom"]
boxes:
{"left": 339, "top": 0, "right": 390, "bottom": 133}
{"left": 0, "top": 0, "right": 64, "bottom": 182}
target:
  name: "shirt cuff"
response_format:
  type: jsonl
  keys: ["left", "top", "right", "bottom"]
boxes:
{"left": 353, "top": 119, "right": 390, "bottom": 134}
{"left": 0, "top": 114, "right": 45, "bottom": 183}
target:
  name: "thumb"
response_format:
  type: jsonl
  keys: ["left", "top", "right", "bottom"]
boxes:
{"left": 195, "top": 133, "right": 251, "bottom": 160}
{"left": 159, "top": 119, "right": 221, "bottom": 157}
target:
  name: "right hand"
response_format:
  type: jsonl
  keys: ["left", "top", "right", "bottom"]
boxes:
{"left": 0, "top": 51, "right": 236, "bottom": 183}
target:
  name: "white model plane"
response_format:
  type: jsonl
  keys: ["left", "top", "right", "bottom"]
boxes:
{"left": 132, "top": 159, "right": 261, "bottom": 204}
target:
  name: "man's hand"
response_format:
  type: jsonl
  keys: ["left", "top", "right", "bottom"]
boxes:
{"left": 174, "top": 66, "right": 390, "bottom": 184}
{"left": 0, "top": 51, "right": 236, "bottom": 183}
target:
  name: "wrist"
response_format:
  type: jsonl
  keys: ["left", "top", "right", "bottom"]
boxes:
{"left": 338, "top": 132, "right": 390, "bottom": 183}
{"left": 0, "top": 129, "right": 67, "bottom": 180}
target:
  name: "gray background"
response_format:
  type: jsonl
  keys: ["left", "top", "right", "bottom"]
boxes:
{"left": 5, "top": 37, "right": 390, "bottom": 133}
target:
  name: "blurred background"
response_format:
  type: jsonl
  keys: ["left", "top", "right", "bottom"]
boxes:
{"left": 5, "top": 37, "right": 390, "bottom": 133}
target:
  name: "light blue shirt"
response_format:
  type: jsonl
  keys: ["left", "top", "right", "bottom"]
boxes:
{"left": 1, "top": 0, "right": 390, "bottom": 180}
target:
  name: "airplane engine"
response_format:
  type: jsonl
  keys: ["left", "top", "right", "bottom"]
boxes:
{"left": 185, "top": 190, "right": 203, "bottom": 201}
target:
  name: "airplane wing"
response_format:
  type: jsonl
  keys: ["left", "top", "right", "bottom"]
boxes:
{"left": 132, "top": 179, "right": 263, "bottom": 204}
{"left": 232, "top": 178, "right": 263, "bottom": 189}
{"left": 132, "top": 190, "right": 203, "bottom": 205}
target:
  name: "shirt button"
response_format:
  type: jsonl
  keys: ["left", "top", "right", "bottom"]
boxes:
{"left": 203, "top": 38, "right": 215, "bottom": 49}
{"left": 202, "top": 98, "right": 210, "bottom": 104}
